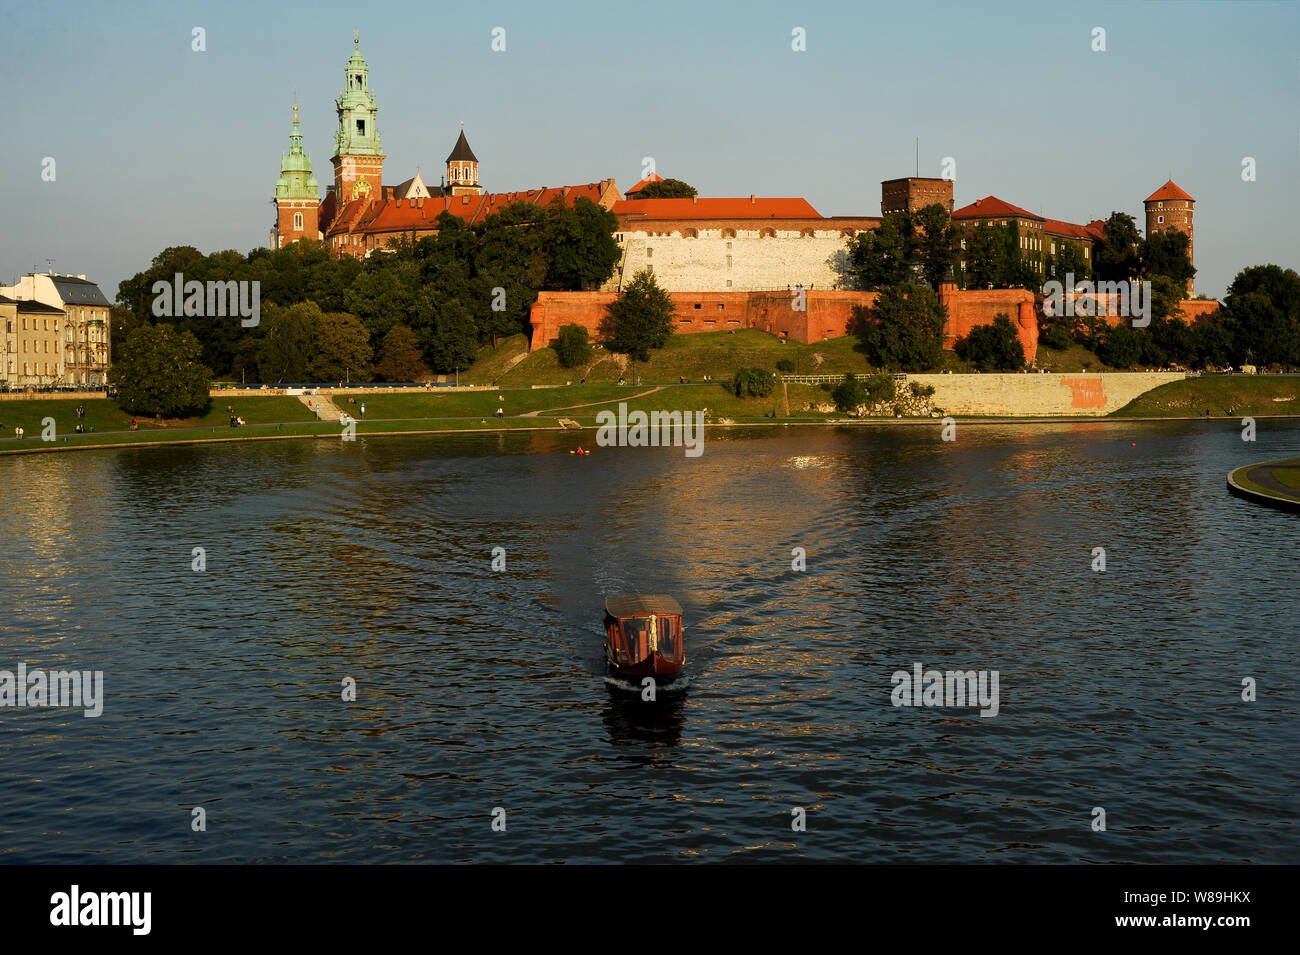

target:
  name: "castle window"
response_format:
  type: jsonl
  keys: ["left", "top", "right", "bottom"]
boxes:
{"left": 726, "top": 256, "right": 732, "bottom": 268}
{"left": 647, "top": 248, "right": 653, "bottom": 257}
{"left": 356, "top": 119, "right": 365, "bottom": 136}
{"left": 1157, "top": 216, "right": 1164, "bottom": 224}
{"left": 294, "top": 212, "right": 304, "bottom": 230}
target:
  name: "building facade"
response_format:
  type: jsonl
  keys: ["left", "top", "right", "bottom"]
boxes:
{"left": 881, "top": 177, "right": 954, "bottom": 215}
{"left": 605, "top": 196, "right": 879, "bottom": 293}
{"left": 0, "top": 272, "right": 111, "bottom": 387}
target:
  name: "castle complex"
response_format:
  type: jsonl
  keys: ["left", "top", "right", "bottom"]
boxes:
{"left": 271, "top": 39, "right": 1202, "bottom": 359}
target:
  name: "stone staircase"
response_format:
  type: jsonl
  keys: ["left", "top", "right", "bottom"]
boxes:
{"left": 297, "top": 393, "right": 346, "bottom": 422}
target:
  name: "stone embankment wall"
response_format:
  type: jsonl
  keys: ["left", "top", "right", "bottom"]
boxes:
{"left": 908, "top": 372, "right": 1183, "bottom": 416}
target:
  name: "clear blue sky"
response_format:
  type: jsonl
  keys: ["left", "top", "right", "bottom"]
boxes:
{"left": 1, "top": 0, "right": 1297, "bottom": 300}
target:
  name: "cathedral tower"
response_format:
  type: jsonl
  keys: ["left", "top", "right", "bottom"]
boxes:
{"left": 1144, "top": 180, "right": 1195, "bottom": 295}
{"left": 272, "top": 101, "right": 320, "bottom": 247}
{"left": 446, "top": 125, "right": 481, "bottom": 196}
{"left": 332, "top": 32, "right": 385, "bottom": 204}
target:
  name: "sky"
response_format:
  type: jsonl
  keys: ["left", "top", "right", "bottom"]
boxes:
{"left": 1, "top": 0, "right": 1297, "bottom": 301}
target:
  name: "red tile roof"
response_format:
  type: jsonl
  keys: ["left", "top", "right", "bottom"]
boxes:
{"left": 613, "top": 196, "right": 822, "bottom": 220}
{"left": 1084, "top": 219, "right": 1107, "bottom": 241}
{"left": 1145, "top": 180, "right": 1194, "bottom": 203}
{"left": 324, "top": 181, "right": 615, "bottom": 238}
{"left": 623, "top": 173, "right": 663, "bottom": 197}
{"left": 1043, "top": 218, "right": 1095, "bottom": 240}
{"left": 951, "top": 196, "right": 1042, "bottom": 221}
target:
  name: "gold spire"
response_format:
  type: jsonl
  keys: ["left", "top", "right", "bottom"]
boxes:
{"left": 354, "top": 30, "right": 359, "bottom": 47}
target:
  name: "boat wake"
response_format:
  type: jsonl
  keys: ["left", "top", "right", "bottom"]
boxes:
{"left": 603, "top": 674, "right": 690, "bottom": 694}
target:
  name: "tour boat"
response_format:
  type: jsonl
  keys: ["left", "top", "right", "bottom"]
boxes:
{"left": 603, "top": 595, "right": 685, "bottom": 678}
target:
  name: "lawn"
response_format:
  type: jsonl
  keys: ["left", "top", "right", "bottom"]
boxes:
{"left": 1112, "top": 376, "right": 1300, "bottom": 417}
{"left": 0, "top": 396, "right": 314, "bottom": 440}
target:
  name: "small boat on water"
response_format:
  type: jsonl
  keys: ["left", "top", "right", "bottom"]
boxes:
{"left": 603, "top": 595, "right": 685, "bottom": 678}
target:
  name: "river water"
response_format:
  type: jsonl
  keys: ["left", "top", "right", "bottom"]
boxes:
{"left": 1, "top": 421, "right": 1296, "bottom": 863}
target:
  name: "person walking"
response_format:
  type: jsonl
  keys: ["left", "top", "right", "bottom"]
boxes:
{"left": 360, "top": 402, "right": 366, "bottom": 418}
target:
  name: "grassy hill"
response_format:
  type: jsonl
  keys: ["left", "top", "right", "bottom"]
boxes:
{"left": 1112, "top": 375, "right": 1300, "bottom": 417}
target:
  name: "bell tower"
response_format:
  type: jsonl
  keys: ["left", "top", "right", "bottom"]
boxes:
{"left": 1144, "top": 180, "right": 1195, "bottom": 295}
{"left": 272, "top": 100, "right": 320, "bottom": 247}
{"left": 332, "top": 32, "right": 385, "bottom": 204}
{"left": 446, "top": 124, "right": 481, "bottom": 196}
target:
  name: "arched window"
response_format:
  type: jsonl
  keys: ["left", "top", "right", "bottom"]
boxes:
{"left": 294, "top": 212, "right": 304, "bottom": 231}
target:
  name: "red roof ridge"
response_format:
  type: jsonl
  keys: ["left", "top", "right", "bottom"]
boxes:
{"left": 1145, "top": 180, "right": 1194, "bottom": 203}
{"left": 951, "top": 196, "right": 1042, "bottom": 221}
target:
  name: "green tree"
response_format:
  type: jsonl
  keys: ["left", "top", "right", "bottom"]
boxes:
{"left": 775, "top": 358, "right": 795, "bottom": 373}
{"left": 914, "top": 203, "right": 959, "bottom": 289}
{"left": 310, "top": 312, "right": 373, "bottom": 382}
{"left": 1193, "top": 319, "right": 1233, "bottom": 369}
{"left": 730, "top": 367, "right": 776, "bottom": 398}
{"left": 1097, "top": 321, "right": 1141, "bottom": 369}
{"left": 636, "top": 178, "right": 697, "bottom": 199}
{"left": 256, "top": 301, "right": 319, "bottom": 383}
{"left": 962, "top": 223, "right": 1001, "bottom": 289}
{"left": 1142, "top": 229, "right": 1195, "bottom": 287}
{"left": 110, "top": 324, "right": 212, "bottom": 417}
{"left": 856, "top": 283, "right": 947, "bottom": 371}
{"left": 555, "top": 323, "right": 592, "bottom": 368}
{"left": 831, "top": 373, "right": 866, "bottom": 412}
{"left": 544, "top": 197, "right": 622, "bottom": 291}
{"left": 373, "top": 324, "right": 431, "bottom": 382}
{"left": 1221, "top": 264, "right": 1300, "bottom": 366}
{"left": 426, "top": 300, "right": 480, "bottom": 374}
{"left": 1050, "top": 239, "right": 1091, "bottom": 282}
{"left": 848, "top": 212, "right": 915, "bottom": 290}
{"left": 1092, "top": 212, "right": 1142, "bottom": 283}
{"left": 600, "top": 268, "right": 676, "bottom": 362}
{"left": 959, "top": 314, "right": 1025, "bottom": 371}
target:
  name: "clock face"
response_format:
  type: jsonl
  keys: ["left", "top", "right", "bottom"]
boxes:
{"left": 352, "top": 179, "right": 372, "bottom": 200}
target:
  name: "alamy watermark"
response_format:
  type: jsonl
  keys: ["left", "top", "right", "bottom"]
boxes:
{"left": 891, "top": 662, "right": 999, "bottom": 717}
{"left": 0, "top": 662, "right": 103, "bottom": 717}
{"left": 151, "top": 272, "right": 260, "bottom": 327}
{"left": 595, "top": 402, "right": 704, "bottom": 457}
{"left": 1042, "top": 273, "right": 1151, "bottom": 327}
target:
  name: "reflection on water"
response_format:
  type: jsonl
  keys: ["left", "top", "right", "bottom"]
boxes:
{"left": 0, "top": 422, "right": 1298, "bottom": 863}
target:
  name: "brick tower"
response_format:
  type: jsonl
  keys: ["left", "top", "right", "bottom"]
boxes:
{"left": 272, "top": 101, "right": 320, "bottom": 247}
{"left": 332, "top": 32, "right": 384, "bottom": 204}
{"left": 1144, "top": 180, "right": 1195, "bottom": 295}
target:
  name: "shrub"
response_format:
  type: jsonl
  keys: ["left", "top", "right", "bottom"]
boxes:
{"left": 730, "top": 366, "right": 776, "bottom": 398}
{"left": 831, "top": 373, "right": 867, "bottom": 412}
{"left": 775, "top": 358, "right": 795, "bottom": 373}
{"left": 555, "top": 323, "right": 592, "bottom": 368}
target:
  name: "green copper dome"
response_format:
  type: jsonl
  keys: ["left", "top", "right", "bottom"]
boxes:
{"left": 333, "top": 36, "right": 383, "bottom": 158}
{"left": 275, "top": 106, "right": 319, "bottom": 199}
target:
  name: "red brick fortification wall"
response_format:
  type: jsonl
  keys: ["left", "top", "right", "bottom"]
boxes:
{"left": 530, "top": 288, "right": 1040, "bottom": 358}
{"left": 939, "top": 287, "right": 1038, "bottom": 364}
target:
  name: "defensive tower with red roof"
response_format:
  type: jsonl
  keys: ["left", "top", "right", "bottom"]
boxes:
{"left": 1144, "top": 180, "right": 1195, "bottom": 294}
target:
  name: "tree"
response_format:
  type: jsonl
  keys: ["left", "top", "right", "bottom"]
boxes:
{"left": 831, "top": 373, "right": 866, "bottom": 412}
{"left": 636, "top": 178, "right": 697, "bottom": 199}
{"left": 1142, "top": 229, "right": 1195, "bottom": 287}
{"left": 1050, "top": 239, "right": 1091, "bottom": 282}
{"left": 855, "top": 283, "right": 947, "bottom": 371}
{"left": 962, "top": 223, "right": 1001, "bottom": 289}
{"left": 600, "top": 268, "right": 675, "bottom": 362}
{"left": 1097, "top": 321, "right": 1141, "bottom": 369}
{"left": 544, "top": 197, "right": 622, "bottom": 291}
{"left": 310, "top": 312, "right": 373, "bottom": 382}
{"left": 914, "top": 203, "right": 959, "bottom": 289}
{"left": 1092, "top": 212, "right": 1142, "bottom": 283}
{"left": 959, "top": 314, "right": 1025, "bottom": 371}
{"left": 555, "top": 323, "right": 592, "bottom": 368}
{"left": 426, "top": 299, "right": 480, "bottom": 373}
{"left": 1221, "top": 264, "right": 1300, "bottom": 367}
{"left": 110, "top": 324, "right": 212, "bottom": 417}
{"left": 848, "top": 212, "right": 916, "bottom": 290}
{"left": 256, "top": 301, "right": 319, "bottom": 383}
{"left": 730, "top": 367, "right": 776, "bottom": 398}
{"left": 373, "top": 324, "right": 431, "bottom": 382}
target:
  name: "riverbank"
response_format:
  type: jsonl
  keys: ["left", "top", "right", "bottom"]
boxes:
{"left": 1227, "top": 457, "right": 1300, "bottom": 512}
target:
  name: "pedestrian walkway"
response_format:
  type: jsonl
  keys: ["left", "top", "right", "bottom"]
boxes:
{"left": 297, "top": 393, "right": 346, "bottom": 422}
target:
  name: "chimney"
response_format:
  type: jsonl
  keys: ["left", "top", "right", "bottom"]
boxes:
{"left": 750, "top": 195, "right": 756, "bottom": 204}
{"left": 692, "top": 195, "right": 698, "bottom": 204}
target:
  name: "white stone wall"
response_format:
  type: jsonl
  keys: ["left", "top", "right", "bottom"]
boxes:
{"left": 605, "top": 228, "right": 857, "bottom": 293}
{"left": 908, "top": 372, "right": 1185, "bottom": 417}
